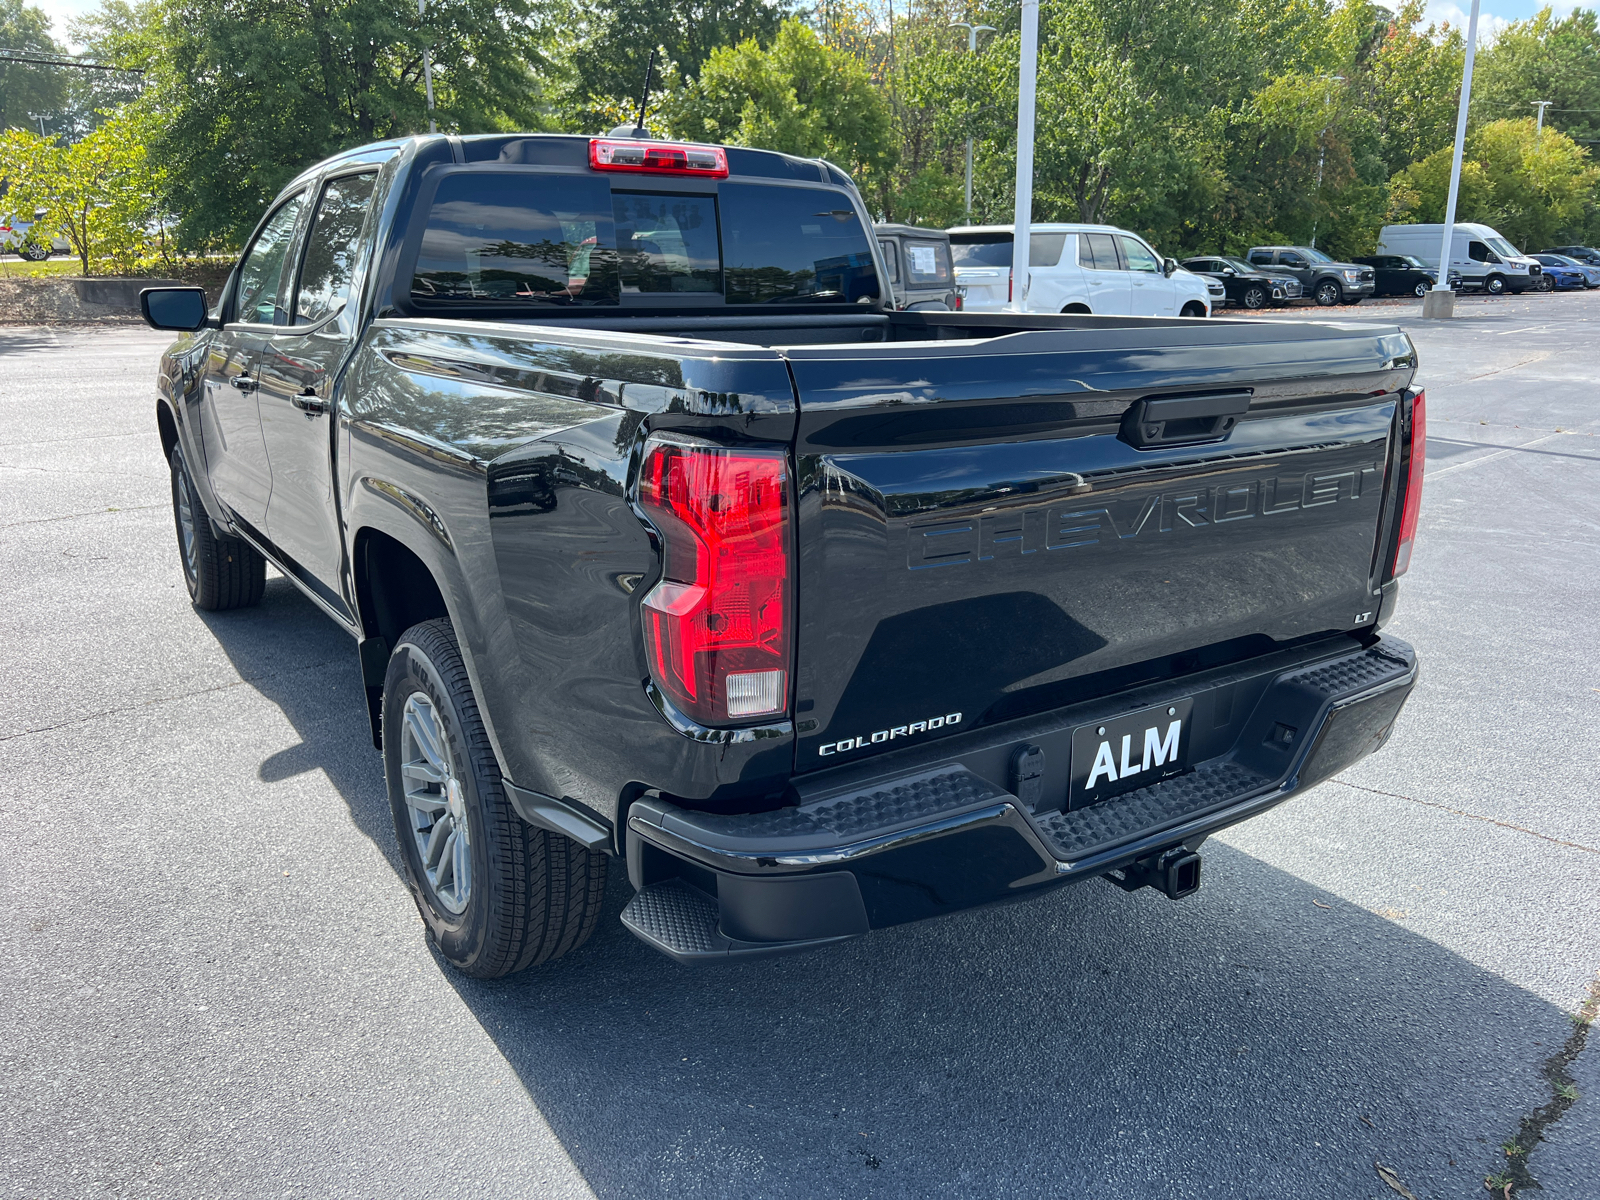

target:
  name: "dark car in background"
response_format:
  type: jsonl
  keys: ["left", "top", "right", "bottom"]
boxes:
{"left": 1530, "top": 253, "right": 1600, "bottom": 288}
{"left": 1353, "top": 255, "right": 1461, "bottom": 298}
{"left": 1540, "top": 245, "right": 1600, "bottom": 267}
{"left": 1180, "top": 256, "right": 1302, "bottom": 309}
{"left": 1529, "top": 254, "right": 1591, "bottom": 290}
{"left": 1247, "top": 245, "right": 1375, "bottom": 306}
{"left": 875, "top": 223, "right": 962, "bottom": 310}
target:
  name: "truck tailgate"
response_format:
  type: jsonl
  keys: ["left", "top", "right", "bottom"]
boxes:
{"left": 785, "top": 320, "right": 1415, "bottom": 772}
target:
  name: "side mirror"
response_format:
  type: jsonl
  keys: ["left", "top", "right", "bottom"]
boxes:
{"left": 1222, "top": 267, "right": 1236, "bottom": 276}
{"left": 1163, "top": 257, "right": 1179, "bottom": 277}
{"left": 141, "top": 286, "right": 210, "bottom": 332}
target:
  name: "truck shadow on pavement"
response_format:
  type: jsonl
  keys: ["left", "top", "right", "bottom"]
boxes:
{"left": 209, "top": 576, "right": 1576, "bottom": 1200}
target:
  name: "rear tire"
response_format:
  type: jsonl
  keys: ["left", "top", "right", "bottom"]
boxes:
{"left": 383, "top": 619, "right": 606, "bottom": 978}
{"left": 1242, "top": 284, "right": 1268, "bottom": 310}
{"left": 169, "top": 444, "right": 265, "bottom": 610}
{"left": 18, "top": 242, "right": 49, "bottom": 262}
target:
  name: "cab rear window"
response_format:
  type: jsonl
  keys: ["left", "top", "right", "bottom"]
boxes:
{"left": 409, "top": 173, "right": 879, "bottom": 308}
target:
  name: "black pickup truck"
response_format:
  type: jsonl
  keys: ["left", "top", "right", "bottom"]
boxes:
{"left": 143, "top": 133, "right": 1425, "bottom": 976}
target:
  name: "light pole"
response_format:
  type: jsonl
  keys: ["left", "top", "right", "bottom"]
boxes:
{"left": 1310, "top": 74, "right": 1343, "bottom": 249}
{"left": 1533, "top": 99, "right": 1551, "bottom": 135}
{"left": 949, "top": 21, "right": 996, "bottom": 221}
{"left": 418, "top": 0, "right": 436, "bottom": 133}
{"left": 1010, "top": 0, "right": 1039, "bottom": 310}
{"left": 1424, "top": 0, "right": 1482, "bottom": 319}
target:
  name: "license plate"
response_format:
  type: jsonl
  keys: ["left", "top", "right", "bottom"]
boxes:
{"left": 1069, "top": 698, "right": 1194, "bottom": 809}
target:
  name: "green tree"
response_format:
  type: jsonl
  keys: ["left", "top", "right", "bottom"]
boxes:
{"left": 0, "top": 110, "right": 164, "bottom": 271}
{"left": 76, "top": 0, "right": 557, "bottom": 248}
{"left": 1474, "top": 8, "right": 1600, "bottom": 146}
{"left": 1388, "top": 117, "right": 1599, "bottom": 248}
{"left": 0, "top": 0, "right": 67, "bottom": 133}
{"left": 559, "top": 0, "right": 791, "bottom": 130}
{"left": 662, "top": 18, "right": 897, "bottom": 187}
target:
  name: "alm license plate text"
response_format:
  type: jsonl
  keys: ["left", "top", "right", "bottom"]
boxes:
{"left": 1069, "top": 698, "right": 1194, "bottom": 809}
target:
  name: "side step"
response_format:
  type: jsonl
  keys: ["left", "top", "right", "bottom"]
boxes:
{"left": 619, "top": 880, "right": 860, "bottom": 964}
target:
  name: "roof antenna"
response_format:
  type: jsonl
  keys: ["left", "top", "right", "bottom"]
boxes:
{"left": 609, "top": 48, "right": 658, "bottom": 138}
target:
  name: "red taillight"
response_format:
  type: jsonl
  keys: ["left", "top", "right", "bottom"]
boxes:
{"left": 590, "top": 138, "right": 729, "bottom": 178}
{"left": 638, "top": 438, "right": 790, "bottom": 725}
{"left": 1392, "top": 390, "right": 1426, "bottom": 576}
{"left": 1007, "top": 270, "right": 1013, "bottom": 302}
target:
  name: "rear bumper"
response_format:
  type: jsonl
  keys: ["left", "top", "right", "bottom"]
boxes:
{"left": 622, "top": 636, "right": 1418, "bottom": 962}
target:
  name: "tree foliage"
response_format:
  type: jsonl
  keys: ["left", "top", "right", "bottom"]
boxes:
{"left": 76, "top": 0, "right": 556, "bottom": 247}
{"left": 0, "top": 111, "right": 164, "bottom": 271}
{"left": 662, "top": 18, "right": 897, "bottom": 186}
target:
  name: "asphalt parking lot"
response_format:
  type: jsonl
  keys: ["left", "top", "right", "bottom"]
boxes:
{"left": 3, "top": 293, "right": 1597, "bottom": 1199}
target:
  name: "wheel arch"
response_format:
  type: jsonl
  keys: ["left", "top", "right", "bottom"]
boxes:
{"left": 352, "top": 526, "right": 454, "bottom": 749}
{"left": 1060, "top": 302, "right": 1092, "bottom": 315}
{"left": 156, "top": 398, "right": 180, "bottom": 463}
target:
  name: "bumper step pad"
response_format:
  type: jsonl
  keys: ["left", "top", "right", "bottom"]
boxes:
{"left": 620, "top": 879, "right": 858, "bottom": 964}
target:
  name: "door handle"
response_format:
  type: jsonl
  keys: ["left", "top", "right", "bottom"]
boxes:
{"left": 229, "top": 375, "right": 258, "bottom": 392}
{"left": 292, "top": 388, "right": 328, "bottom": 415}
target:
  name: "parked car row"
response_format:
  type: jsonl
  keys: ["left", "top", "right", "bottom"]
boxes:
{"left": 881, "top": 216, "right": 1599, "bottom": 317}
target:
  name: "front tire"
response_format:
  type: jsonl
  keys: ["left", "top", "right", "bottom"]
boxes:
{"left": 169, "top": 444, "right": 265, "bottom": 610}
{"left": 1413, "top": 279, "right": 1430, "bottom": 298}
{"left": 1486, "top": 274, "right": 1507, "bottom": 295}
{"left": 1180, "top": 301, "right": 1208, "bottom": 317}
{"left": 384, "top": 619, "right": 606, "bottom": 978}
{"left": 1242, "top": 284, "right": 1268, "bottom": 310}
{"left": 1314, "top": 280, "right": 1342, "bottom": 306}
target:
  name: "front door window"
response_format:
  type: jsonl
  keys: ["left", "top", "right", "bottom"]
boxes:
{"left": 235, "top": 195, "right": 305, "bottom": 326}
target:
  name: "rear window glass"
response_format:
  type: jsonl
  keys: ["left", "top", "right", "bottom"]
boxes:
{"left": 411, "top": 174, "right": 878, "bottom": 307}
{"left": 951, "top": 233, "right": 1065, "bottom": 268}
{"left": 613, "top": 192, "right": 720, "bottom": 293}
{"left": 411, "top": 174, "right": 620, "bottom": 305}
{"left": 903, "top": 239, "right": 951, "bottom": 283}
{"left": 719, "top": 182, "right": 878, "bottom": 304}
{"left": 951, "top": 235, "right": 1011, "bottom": 267}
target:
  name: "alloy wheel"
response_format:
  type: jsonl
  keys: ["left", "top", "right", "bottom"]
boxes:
{"left": 400, "top": 692, "right": 472, "bottom": 914}
{"left": 173, "top": 457, "right": 198, "bottom": 587}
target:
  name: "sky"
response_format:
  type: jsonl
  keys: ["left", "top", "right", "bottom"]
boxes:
{"left": 20, "top": 0, "right": 1594, "bottom": 53}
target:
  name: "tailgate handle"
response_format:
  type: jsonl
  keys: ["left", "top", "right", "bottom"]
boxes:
{"left": 1120, "top": 390, "right": 1252, "bottom": 450}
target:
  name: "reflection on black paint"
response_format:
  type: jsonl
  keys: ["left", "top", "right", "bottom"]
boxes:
{"left": 823, "top": 592, "right": 1108, "bottom": 738}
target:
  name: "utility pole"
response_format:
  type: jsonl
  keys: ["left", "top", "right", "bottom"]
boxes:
{"left": 1310, "top": 75, "right": 1344, "bottom": 249}
{"left": 1533, "top": 99, "right": 1552, "bottom": 135}
{"left": 1424, "top": 0, "right": 1482, "bottom": 319}
{"left": 949, "top": 21, "right": 996, "bottom": 221}
{"left": 1010, "top": 0, "right": 1039, "bottom": 310}
{"left": 418, "top": 0, "right": 436, "bottom": 133}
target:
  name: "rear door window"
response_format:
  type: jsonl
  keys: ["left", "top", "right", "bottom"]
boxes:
{"left": 295, "top": 172, "right": 378, "bottom": 325}
{"left": 719, "top": 182, "right": 879, "bottom": 304}
{"left": 1079, "top": 232, "right": 1120, "bottom": 271}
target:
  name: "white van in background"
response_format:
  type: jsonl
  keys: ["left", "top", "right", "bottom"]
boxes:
{"left": 949, "top": 224, "right": 1215, "bottom": 316}
{"left": 1377, "top": 223, "right": 1542, "bottom": 294}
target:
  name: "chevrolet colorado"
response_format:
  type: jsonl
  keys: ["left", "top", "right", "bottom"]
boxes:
{"left": 143, "top": 133, "right": 1424, "bottom": 976}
